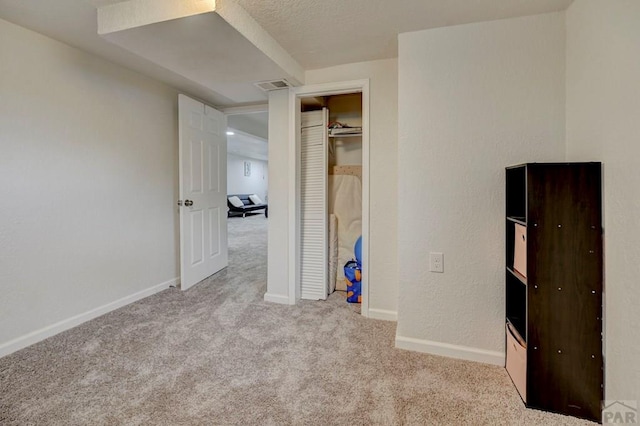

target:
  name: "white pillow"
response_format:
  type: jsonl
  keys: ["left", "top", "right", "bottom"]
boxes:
{"left": 228, "top": 196, "right": 244, "bottom": 208}
{"left": 249, "top": 194, "right": 263, "bottom": 205}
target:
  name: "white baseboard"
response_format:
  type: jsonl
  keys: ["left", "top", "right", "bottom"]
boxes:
{"left": 263, "top": 293, "right": 291, "bottom": 305}
{"left": 395, "top": 335, "right": 505, "bottom": 366}
{"left": 0, "top": 277, "right": 178, "bottom": 358}
{"left": 368, "top": 308, "right": 398, "bottom": 322}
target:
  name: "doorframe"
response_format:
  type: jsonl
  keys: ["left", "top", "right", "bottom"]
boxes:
{"left": 288, "top": 79, "right": 370, "bottom": 316}
{"left": 222, "top": 103, "right": 269, "bottom": 241}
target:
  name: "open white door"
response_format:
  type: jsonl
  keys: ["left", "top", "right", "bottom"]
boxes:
{"left": 299, "top": 109, "right": 328, "bottom": 300}
{"left": 178, "top": 94, "right": 228, "bottom": 291}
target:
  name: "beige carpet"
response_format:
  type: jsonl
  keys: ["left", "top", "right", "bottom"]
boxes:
{"left": 0, "top": 214, "right": 594, "bottom": 425}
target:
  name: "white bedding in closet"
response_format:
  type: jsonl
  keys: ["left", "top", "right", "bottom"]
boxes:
{"left": 328, "top": 174, "right": 362, "bottom": 291}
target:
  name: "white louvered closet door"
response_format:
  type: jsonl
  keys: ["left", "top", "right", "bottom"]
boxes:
{"left": 300, "top": 109, "right": 328, "bottom": 300}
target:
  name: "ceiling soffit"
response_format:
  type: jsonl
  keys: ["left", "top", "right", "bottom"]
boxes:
{"left": 96, "top": 0, "right": 305, "bottom": 104}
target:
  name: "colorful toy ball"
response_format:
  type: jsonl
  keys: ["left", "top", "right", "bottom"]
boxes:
{"left": 354, "top": 236, "right": 362, "bottom": 266}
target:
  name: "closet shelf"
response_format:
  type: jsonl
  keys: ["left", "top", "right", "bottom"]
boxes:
{"left": 328, "top": 133, "right": 362, "bottom": 138}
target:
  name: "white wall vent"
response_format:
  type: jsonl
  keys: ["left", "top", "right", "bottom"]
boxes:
{"left": 254, "top": 79, "right": 292, "bottom": 92}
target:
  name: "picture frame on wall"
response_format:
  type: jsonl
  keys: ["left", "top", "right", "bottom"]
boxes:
{"left": 244, "top": 161, "right": 251, "bottom": 177}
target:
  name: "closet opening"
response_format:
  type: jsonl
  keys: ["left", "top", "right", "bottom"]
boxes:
{"left": 289, "top": 80, "right": 370, "bottom": 316}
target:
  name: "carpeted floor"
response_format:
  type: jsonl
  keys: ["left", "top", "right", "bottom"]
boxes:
{"left": 0, "top": 214, "right": 594, "bottom": 425}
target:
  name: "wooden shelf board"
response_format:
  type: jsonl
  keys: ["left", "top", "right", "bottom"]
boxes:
{"left": 507, "top": 267, "right": 527, "bottom": 285}
{"left": 328, "top": 133, "right": 362, "bottom": 138}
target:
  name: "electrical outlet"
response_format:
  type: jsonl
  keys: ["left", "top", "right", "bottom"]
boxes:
{"left": 430, "top": 252, "right": 444, "bottom": 273}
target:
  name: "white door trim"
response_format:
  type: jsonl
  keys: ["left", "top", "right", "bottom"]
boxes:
{"left": 288, "top": 79, "right": 370, "bottom": 316}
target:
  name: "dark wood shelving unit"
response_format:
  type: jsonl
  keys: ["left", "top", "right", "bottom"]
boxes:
{"left": 505, "top": 162, "right": 603, "bottom": 422}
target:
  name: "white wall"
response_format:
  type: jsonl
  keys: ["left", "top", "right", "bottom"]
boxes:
{"left": 227, "top": 153, "right": 268, "bottom": 201}
{"left": 396, "top": 13, "right": 566, "bottom": 363}
{"left": 264, "top": 89, "right": 291, "bottom": 303}
{"left": 0, "top": 19, "right": 179, "bottom": 355}
{"left": 566, "top": 0, "right": 640, "bottom": 402}
{"left": 306, "top": 58, "right": 399, "bottom": 319}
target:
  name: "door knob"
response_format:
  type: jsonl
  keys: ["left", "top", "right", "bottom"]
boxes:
{"left": 184, "top": 200, "right": 194, "bottom": 207}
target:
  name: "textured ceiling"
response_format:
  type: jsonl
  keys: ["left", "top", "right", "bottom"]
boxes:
{"left": 227, "top": 112, "right": 269, "bottom": 161}
{"left": 88, "top": 0, "right": 124, "bottom": 6}
{"left": 236, "top": 0, "right": 573, "bottom": 69}
{"left": 91, "top": 0, "right": 126, "bottom": 5}
{"left": 227, "top": 133, "right": 268, "bottom": 161}
{"left": 228, "top": 112, "right": 269, "bottom": 139}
